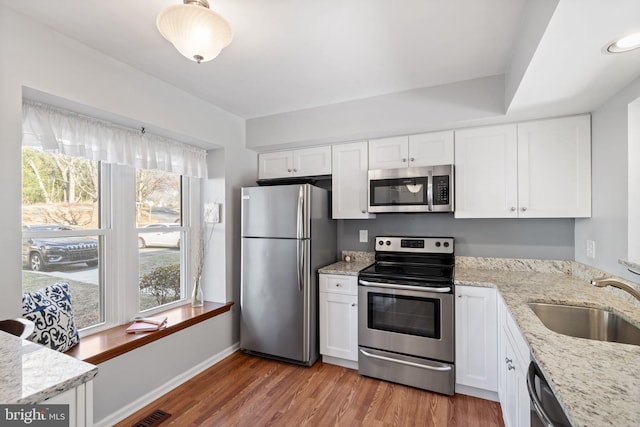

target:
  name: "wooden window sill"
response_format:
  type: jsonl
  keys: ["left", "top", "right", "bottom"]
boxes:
{"left": 65, "top": 301, "right": 234, "bottom": 365}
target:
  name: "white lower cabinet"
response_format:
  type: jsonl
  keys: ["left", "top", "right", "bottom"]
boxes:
{"left": 319, "top": 274, "right": 358, "bottom": 369}
{"left": 455, "top": 286, "right": 498, "bottom": 400}
{"left": 498, "top": 295, "right": 531, "bottom": 427}
{"left": 41, "top": 380, "right": 93, "bottom": 427}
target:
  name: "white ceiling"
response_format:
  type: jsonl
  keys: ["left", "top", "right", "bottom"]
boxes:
{"left": 0, "top": 0, "right": 526, "bottom": 119}
{"left": 2, "top": 0, "right": 640, "bottom": 120}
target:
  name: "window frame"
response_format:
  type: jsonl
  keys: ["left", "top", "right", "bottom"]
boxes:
{"left": 103, "top": 164, "right": 199, "bottom": 334}
{"left": 21, "top": 157, "right": 200, "bottom": 337}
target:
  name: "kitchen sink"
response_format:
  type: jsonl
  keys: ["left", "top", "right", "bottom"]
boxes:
{"left": 527, "top": 302, "right": 640, "bottom": 346}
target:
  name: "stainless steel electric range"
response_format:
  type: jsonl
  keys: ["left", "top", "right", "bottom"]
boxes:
{"left": 357, "top": 236, "right": 455, "bottom": 395}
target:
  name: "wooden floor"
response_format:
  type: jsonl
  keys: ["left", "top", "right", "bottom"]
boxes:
{"left": 116, "top": 351, "right": 505, "bottom": 427}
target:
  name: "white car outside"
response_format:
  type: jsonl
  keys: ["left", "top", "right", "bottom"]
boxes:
{"left": 138, "top": 223, "right": 180, "bottom": 248}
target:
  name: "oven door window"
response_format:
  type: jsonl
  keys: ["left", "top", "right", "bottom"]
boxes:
{"left": 370, "top": 177, "right": 428, "bottom": 206}
{"left": 367, "top": 292, "right": 441, "bottom": 339}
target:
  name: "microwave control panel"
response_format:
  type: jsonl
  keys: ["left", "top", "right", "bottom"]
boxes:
{"left": 433, "top": 176, "right": 449, "bottom": 205}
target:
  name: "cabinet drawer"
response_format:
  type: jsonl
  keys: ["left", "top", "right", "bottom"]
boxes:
{"left": 319, "top": 274, "right": 358, "bottom": 295}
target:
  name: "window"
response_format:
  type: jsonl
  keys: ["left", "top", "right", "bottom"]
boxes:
{"left": 628, "top": 99, "right": 640, "bottom": 263}
{"left": 136, "top": 169, "right": 184, "bottom": 311}
{"left": 21, "top": 99, "right": 207, "bottom": 334}
{"left": 22, "top": 148, "right": 104, "bottom": 329}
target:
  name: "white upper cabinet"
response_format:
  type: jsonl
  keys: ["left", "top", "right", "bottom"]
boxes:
{"left": 517, "top": 115, "right": 591, "bottom": 218}
{"left": 258, "top": 146, "right": 332, "bottom": 179}
{"left": 455, "top": 115, "right": 591, "bottom": 218}
{"left": 332, "top": 141, "right": 375, "bottom": 219}
{"left": 368, "top": 136, "right": 410, "bottom": 169}
{"left": 408, "top": 131, "right": 455, "bottom": 166}
{"left": 368, "top": 131, "right": 454, "bottom": 170}
{"left": 454, "top": 124, "right": 519, "bottom": 218}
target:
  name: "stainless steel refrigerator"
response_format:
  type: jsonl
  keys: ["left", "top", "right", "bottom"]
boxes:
{"left": 240, "top": 184, "right": 336, "bottom": 366}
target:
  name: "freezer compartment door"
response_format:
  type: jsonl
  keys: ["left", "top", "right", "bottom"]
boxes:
{"left": 241, "top": 185, "right": 310, "bottom": 239}
{"left": 241, "top": 237, "right": 312, "bottom": 363}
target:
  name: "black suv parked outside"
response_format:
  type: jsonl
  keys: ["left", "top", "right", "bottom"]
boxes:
{"left": 22, "top": 225, "right": 99, "bottom": 271}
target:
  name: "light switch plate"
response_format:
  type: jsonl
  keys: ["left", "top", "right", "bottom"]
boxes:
{"left": 359, "top": 229, "right": 368, "bottom": 243}
{"left": 204, "top": 203, "right": 221, "bottom": 223}
{"left": 586, "top": 240, "right": 596, "bottom": 259}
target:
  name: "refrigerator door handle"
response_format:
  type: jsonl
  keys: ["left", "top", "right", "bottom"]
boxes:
{"left": 296, "top": 186, "right": 305, "bottom": 291}
{"left": 297, "top": 186, "right": 304, "bottom": 239}
{"left": 297, "top": 239, "right": 304, "bottom": 291}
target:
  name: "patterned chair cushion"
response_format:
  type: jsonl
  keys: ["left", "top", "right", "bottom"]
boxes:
{"left": 22, "top": 282, "right": 79, "bottom": 352}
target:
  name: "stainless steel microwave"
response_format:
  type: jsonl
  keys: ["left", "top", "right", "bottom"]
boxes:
{"left": 368, "top": 165, "right": 454, "bottom": 213}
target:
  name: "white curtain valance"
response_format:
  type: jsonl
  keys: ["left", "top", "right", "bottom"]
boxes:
{"left": 22, "top": 99, "right": 208, "bottom": 178}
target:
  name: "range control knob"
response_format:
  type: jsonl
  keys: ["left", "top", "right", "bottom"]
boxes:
{"left": 386, "top": 240, "right": 391, "bottom": 246}
{"left": 435, "top": 242, "right": 441, "bottom": 247}
{"left": 444, "top": 242, "right": 450, "bottom": 248}
{"left": 378, "top": 240, "right": 384, "bottom": 246}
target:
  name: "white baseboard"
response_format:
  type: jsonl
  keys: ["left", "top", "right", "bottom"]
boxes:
{"left": 94, "top": 342, "right": 240, "bottom": 427}
{"left": 321, "top": 355, "right": 358, "bottom": 370}
{"left": 455, "top": 384, "right": 499, "bottom": 402}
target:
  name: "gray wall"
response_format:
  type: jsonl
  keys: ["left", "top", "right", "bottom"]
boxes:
{"left": 338, "top": 215, "right": 574, "bottom": 259}
{"left": 575, "top": 74, "right": 640, "bottom": 282}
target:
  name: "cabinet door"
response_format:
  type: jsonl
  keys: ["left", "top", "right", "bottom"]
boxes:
{"left": 502, "top": 338, "right": 519, "bottom": 427}
{"left": 501, "top": 302, "right": 531, "bottom": 427}
{"left": 408, "top": 130, "right": 454, "bottom": 166}
{"left": 42, "top": 382, "right": 91, "bottom": 427}
{"left": 497, "top": 295, "right": 507, "bottom": 403}
{"left": 293, "top": 146, "right": 332, "bottom": 176}
{"left": 517, "top": 114, "right": 591, "bottom": 218}
{"left": 368, "top": 136, "right": 409, "bottom": 169}
{"left": 319, "top": 292, "right": 358, "bottom": 361}
{"left": 455, "top": 286, "right": 498, "bottom": 392}
{"left": 454, "top": 125, "right": 518, "bottom": 218}
{"left": 258, "top": 151, "right": 294, "bottom": 179}
{"left": 332, "top": 142, "right": 375, "bottom": 219}
{"left": 502, "top": 329, "right": 531, "bottom": 427}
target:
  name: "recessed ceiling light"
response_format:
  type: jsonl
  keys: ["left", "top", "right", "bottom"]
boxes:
{"left": 605, "top": 32, "right": 640, "bottom": 53}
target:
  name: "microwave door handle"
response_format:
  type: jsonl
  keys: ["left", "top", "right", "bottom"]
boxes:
{"left": 427, "top": 169, "right": 433, "bottom": 211}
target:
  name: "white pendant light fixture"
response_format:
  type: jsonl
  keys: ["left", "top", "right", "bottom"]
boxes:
{"left": 157, "top": 0, "right": 233, "bottom": 64}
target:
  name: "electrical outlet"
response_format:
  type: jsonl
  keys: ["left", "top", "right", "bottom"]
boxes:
{"left": 359, "top": 230, "right": 368, "bottom": 243}
{"left": 586, "top": 240, "right": 596, "bottom": 259}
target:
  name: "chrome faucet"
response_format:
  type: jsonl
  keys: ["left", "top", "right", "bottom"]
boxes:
{"left": 590, "top": 278, "right": 640, "bottom": 302}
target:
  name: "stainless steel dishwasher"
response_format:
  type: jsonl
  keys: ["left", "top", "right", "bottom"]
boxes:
{"left": 527, "top": 361, "right": 572, "bottom": 427}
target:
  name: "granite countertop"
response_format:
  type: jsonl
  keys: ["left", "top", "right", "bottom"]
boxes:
{"left": 456, "top": 267, "right": 640, "bottom": 427}
{"left": 318, "top": 260, "right": 373, "bottom": 276}
{"left": 0, "top": 331, "right": 98, "bottom": 404}
{"left": 319, "top": 251, "right": 374, "bottom": 276}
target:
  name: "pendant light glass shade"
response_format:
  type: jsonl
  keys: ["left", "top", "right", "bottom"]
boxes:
{"left": 157, "top": 1, "right": 233, "bottom": 63}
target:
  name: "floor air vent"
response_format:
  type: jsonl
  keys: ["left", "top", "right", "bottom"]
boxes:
{"left": 132, "top": 409, "right": 172, "bottom": 427}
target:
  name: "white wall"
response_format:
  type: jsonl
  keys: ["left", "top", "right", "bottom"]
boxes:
{"left": 0, "top": 5, "right": 255, "bottom": 423}
{"left": 575, "top": 74, "right": 640, "bottom": 282}
{"left": 504, "top": 0, "right": 558, "bottom": 109}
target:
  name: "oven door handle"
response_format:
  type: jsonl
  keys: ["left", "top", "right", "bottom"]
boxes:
{"left": 527, "top": 362, "right": 554, "bottom": 427}
{"left": 358, "top": 280, "right": 451, "bottom": 293}
{"left": 359, "top": 349, "right": 452, "bottom": 372}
